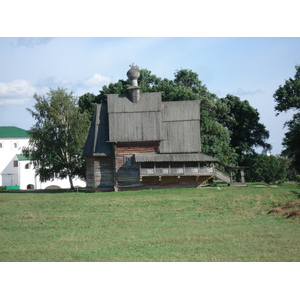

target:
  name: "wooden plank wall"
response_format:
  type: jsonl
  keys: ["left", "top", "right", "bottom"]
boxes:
{"left": 114, "top": 142, "right": 212, "bottom": 191}
{"left": 86, "top": 142, "right": 213, "bottom": 192}
{"left": 85, "top": 156, "right": 114, "bottom": 192}
{"left": 108, "top": 111, "right": 163, "bottom": 142}
{"left": 114, "top": 142, "right": 159, "bottom": 191}
{"left": 141, "top": 175, "right": 212, "bottom": 190}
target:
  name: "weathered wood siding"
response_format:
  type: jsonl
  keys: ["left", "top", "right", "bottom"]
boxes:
{"left": 162, "top": 101, "right": 200, "bottom": 121}
{"left": 140, "top": 175, "right": 212, "bottom": 189}
{"left": 107, "top": 93, "right": 164, "bottom": 143}
{"left": 114, "top": 142, "right": 159, "bottom": 191}
{"left": 160, "top": 120, "right": 201, "bottom": 153}
{"left": 85, "top": 156, "right": 114, "bottom": 192}
{"left": 113, "top": 142, "right": 212, "bottom": 191}
{"left": 108, "top": 111, "right": 163, "bottom": 142}
{"left": 107, "top": 93, "right": 163, "bottom": 113}
{"left": 160, "top": 101, "right": 201, "bottom": 153}
{"left": 83, "top": 103, "right": 112, "bottom": 156}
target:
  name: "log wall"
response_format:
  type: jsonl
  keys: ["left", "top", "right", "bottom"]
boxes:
{"left": 140, "top": 175, "right": 212, "bottom": 190}
{"left": 114, "top": 142, "right": 159, "bottom": 191}
{"left": 113, "top": 142, "right": 212, "bottom": 191}
{"left": 86, "top": 142, "right": 214, "bottom": 192}
{"left": 85, "top": 156, "right": 114, "bottom": 192}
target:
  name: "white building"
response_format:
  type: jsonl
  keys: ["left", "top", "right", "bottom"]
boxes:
{"left": 0, "top": 126, "right": 86, "bottom": 190}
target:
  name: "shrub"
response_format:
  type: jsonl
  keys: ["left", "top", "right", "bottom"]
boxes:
{"left": 240, "top": 154, "right": 287, "bottom": 184}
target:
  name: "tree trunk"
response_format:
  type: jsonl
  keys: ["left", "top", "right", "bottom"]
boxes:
{"left": 68, "top": 174, "right": 75, "bottom": 190}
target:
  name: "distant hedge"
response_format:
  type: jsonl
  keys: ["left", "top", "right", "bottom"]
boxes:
{"left": 240, "top": 154, "right": 288, "bottom": 184}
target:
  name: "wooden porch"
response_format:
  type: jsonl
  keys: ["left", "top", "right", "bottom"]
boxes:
{"left": 139, "top": 161, "right": 215, "bottom": 177}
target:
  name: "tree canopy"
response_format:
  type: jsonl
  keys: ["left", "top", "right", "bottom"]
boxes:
{"left": 219, "top": 94, "right": 271, "bottom": 158}
{"left": 23, "top": 88, "right": 90, "bottom": 189}
{"left": 274, "top": 65, "right": 300, "bottom": 173}
{"left": 274, "top": 65, "right": 300, "bottom": 113}
{"left": 281, "top": 113, "right": 300, "bottom": 172}
{"left": 240, "top": 153, "right": 287, "bottom": 184}
{"left": 79, "top": 67, "right": 270, "bottom": 167}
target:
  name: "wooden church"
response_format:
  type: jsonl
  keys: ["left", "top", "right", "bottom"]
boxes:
{"left": 83, "top": 65, "right": 244, "bottom": 192}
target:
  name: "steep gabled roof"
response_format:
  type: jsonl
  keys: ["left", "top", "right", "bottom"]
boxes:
{"left": 107, "top": 92, "right": 164, "bottom": 143}
{"left": 160, "top": 101, "right": 201, "bottom": 153}
{"left": 83, "top": 103, "right": 113, "bottom": 157}
{"left": 0, "top": 126, "right": 31, "bottom": 138}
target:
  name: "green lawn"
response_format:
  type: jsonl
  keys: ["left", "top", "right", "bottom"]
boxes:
{"left": 1, "top": 184, "right": 299, "bottom": 262}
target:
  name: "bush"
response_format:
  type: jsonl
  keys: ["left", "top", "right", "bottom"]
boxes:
{"left": 0, "top": 186, "right": 7, "bottom": 191}
{"left": 240, "top": 154, "right": 287, "bottom": 184}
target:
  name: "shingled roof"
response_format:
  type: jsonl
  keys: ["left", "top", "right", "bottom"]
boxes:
{"left": 134, "top": 153, "right": 218, "bottom": 162}
{"left": 83, "top": 66, "right": 202, "bottom": 157}
{"left": 83, "top": 103, "right": 113, "bottom": 157}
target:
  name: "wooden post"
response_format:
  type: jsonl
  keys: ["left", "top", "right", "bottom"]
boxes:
{"left": 113, "top": 144, "right": 118, "bottom": 192}
{"left": 240, "top": 169, "right": 245, "bottom": 183}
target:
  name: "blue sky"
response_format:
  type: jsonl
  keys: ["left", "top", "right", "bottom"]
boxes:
{"left": 1, "top": 37, "right": 299, "bottom": 155}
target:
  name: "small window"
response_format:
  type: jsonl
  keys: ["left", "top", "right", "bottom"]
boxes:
{"left": 141, "top": 162, "right": 154, "bottom": 168}
{"left": 14, "top": 143, "right": 17, "bottom": 148}
{"left": 156, "top": 162, "right": 169, "bottom": 168}
{"left": 14, "top": 160, "right": 18, "bottom": 167}
{"left": 25, "top": 163, "right": 30, "bottom": 169}
{"left": 185, "top": 162, "right": 198, "bottom": 168}
{"left": 0, "top": 143, "right": 2, "bottom": 149}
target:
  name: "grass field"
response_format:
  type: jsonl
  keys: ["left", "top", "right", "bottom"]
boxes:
{"left": 1, "top": 183, "right": 300, "bottom": 262}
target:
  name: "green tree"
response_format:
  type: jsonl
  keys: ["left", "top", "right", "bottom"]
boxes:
{"left": 23, "top": 88, "right": 90, "bottom": 189}
{"left": 281, "top": 113, "right": 300, "bottom": 172}
{"left": 274, "top": 65, "right": 300, "bottom": 113}
{"left": 171, "top": 69, "right": 238, "bottom": 165}
{"left": 220, "top": 94, "right": 271, "bottom": 158}
{"left": 79, "top": 67, "right": 238, "bottom": 166}
{"left": 274, "top": 65, "right": 300, "bottom": 173}
{"left": 78, "top": 92, "right": 97, "bottom": 121}
{"left": 241, "top": 154, "right": 287, "bottom": 184}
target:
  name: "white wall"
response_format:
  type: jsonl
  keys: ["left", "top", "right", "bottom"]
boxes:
{"left": 18, "top": 160, "right": 36, "bottom": 189}
{"left": 0, "top": 137, "right": 86, "bottom": 189}
{"left": 0, "top": 137, "right": 29, "bottom": 187}
{"left": 18, "top": 159, "right": 86, "bottom": 190}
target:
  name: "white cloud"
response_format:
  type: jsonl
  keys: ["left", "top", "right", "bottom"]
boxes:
{"left": 0, "top": 80, "right": 37, "bottom": 105}
{"left": 14, "top": 37, "right": 55, "bottom": 48}
{"left": 233, "top": 87, "right": 265, "bottom": 96}
{"left": 82, "top": 73, "right": 111, "bottom": 88}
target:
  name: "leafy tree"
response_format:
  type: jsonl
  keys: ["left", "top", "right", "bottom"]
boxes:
{"left": 274, "top": 65, "right": 300, "bottom": 173}
{"left": 281, "top": 113, "right": 300, "bottom": 172}
{"left": 79, "top": 67, "right": 238, "bottom": 166}
{"left": 23, "top": 88, "right": 90, "bottom": 189}
{"left": 220, "top": 94, "right": 271, "bottom": 158}
{"left": 78, "top": 92, "right": 97, "bottom": 121}
{"left": 80, "top": 67, "right": 271, "bottom": 167}
{"left": 274, "top": 65, "right": 300, "bottom": 113}
{"left": 171, "top": 70, "right": 238, "bottom": 165}
{"left": 240, "top": 154, "right": 287, "bottom": 184}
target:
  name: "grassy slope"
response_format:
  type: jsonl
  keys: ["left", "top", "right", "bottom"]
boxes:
{"left": 0, "top": 184, "right": 299, "bottom": 262}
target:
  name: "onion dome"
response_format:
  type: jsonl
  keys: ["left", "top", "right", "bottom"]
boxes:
{"left": 127, "top": 64, "right": 140, "bottom": 87}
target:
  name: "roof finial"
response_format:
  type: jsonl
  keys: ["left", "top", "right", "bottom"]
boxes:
{"left": 127, "top": 64, "right": 140, "bottom": 87}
